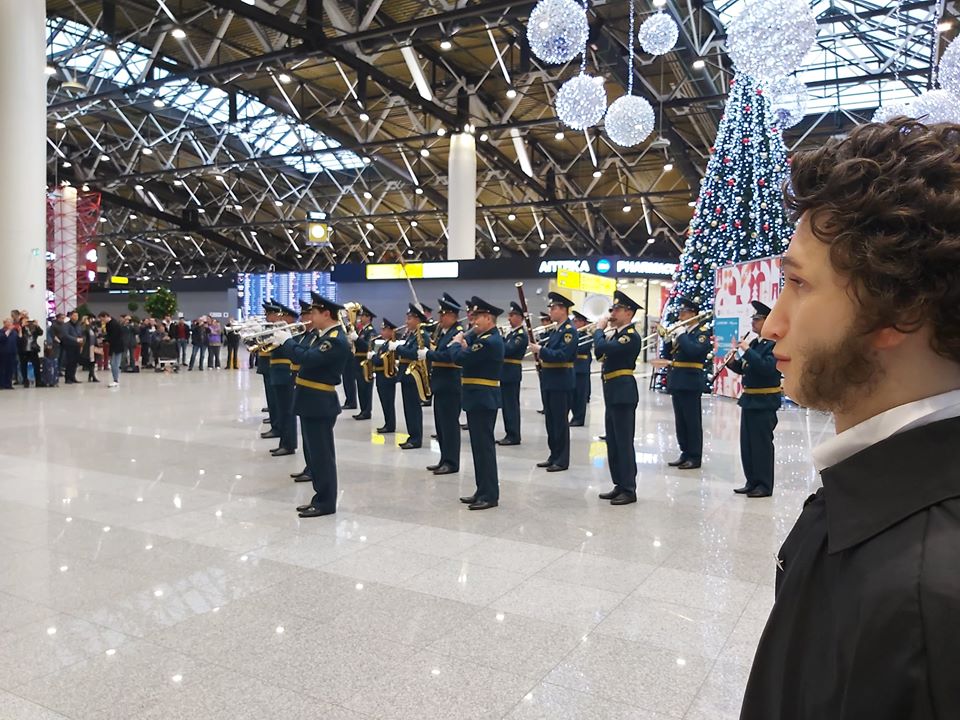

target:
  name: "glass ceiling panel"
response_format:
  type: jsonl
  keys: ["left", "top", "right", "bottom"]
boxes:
{"left": 712, "top": 0, "right": 938, "bottom": 114}
{"left": 47, "top": 18, "right": 363, "bottom": 175}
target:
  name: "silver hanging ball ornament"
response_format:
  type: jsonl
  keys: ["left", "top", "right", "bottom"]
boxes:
{"left": 604, "top": 94, "right": 656, "bottom": 147}
{"left": 938, "top": 39, "right": 960, "bottom": 97}
{"left": 767, "top": 76, "right": 808, "bottom": 129}
{"left": 727, "top": 0, "right": 817, "bottom": 83}
{"left": 556, "top": 74, "right": 608, "bottom": 130}
{"left": 909, "top": 89, "right": 960, "bottom": 125}
{"left": 637, "top": 12, "right": 679, "bottom": 56}
{"left": 527, "top": 0, "right": 590, "bottom": 65}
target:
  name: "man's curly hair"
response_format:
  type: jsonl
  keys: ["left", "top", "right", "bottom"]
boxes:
{"left": 785, "top": 118, "right": 960, "bottom": 363}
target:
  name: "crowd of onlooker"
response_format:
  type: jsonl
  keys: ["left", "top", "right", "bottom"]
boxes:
{"left": 0, "top": 308, "right": 243, "bottom": 390}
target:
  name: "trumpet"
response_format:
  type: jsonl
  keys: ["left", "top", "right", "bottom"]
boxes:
{"left": 241, "top": 322, "right": 308, "bottom": 352}
{"left": 531, "top": 321, "right": 558, "bottom": 339}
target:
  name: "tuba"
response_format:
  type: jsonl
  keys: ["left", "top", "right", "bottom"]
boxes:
{"left": 406, "top": 326, "right": 432, "bottom": 402}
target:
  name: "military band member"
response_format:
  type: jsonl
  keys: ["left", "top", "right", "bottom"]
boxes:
{"left": 271, "top": 292, "right": 349, "bottom": 518}
{"left": 497, "top": 302, "right": 528, "bottom": 446}
{"left": 423, "top": 296, "right": 464, "bottom": 475}
{"left": 371, "top": 319, "right": 399, "bottom": 434}
{"left": 341, "top": 308, "right": 358, "bottom": 411}
{"left": 726, "top": 301, "right": 782, "bottom": 497}
{"left": 664, "top": 296, "right": 711, "bottom": 470}
{"left": 290, "top": 299, "right": 315, "bottom": 484}
{"left": 537, "top": 311, "right": 551, "bottom": 415}
{"left": 450, "top": 297, "right": 505, "bottom": 510}
{"left": 351, "top": 306, "right": 377, "bottom": 421}
{"left": 594, "top": 290, "right": 644, "bottom": 505}
{"left": 258, "top": 300, "right": 282, "bottom": 440}
{"left": 420, "top": 303, "right": 436, "bottom": 408}
{"left": 529, "top": 291, "right": 577, "bottom": 472}
{"left": 267, "top": 303, "right": 299, "bottom": 457}
{"left": 391, "top": 304, "right": 431, "bottom": 449}
{"left": 570, "top": 310, "right": 593, "bottom": 427}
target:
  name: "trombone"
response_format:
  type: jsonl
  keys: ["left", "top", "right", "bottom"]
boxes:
{"left": 240, "top": 321, "right": 308, "bottom": 352}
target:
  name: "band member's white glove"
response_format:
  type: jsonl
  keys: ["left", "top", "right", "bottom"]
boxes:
{"left": 366, "top": 351, "right": 375, "bottom": 360}
{"left": 348, "top": 331, "right": 358, "bottom": 342}
{"left": 452, "top": 332, "right": 464, "bottom": 345}
{"left": 272, "top": 329, "right": 292, "bottom": 346}
{"left": 596, "top": 315, "right": 609, "bottom": 331}
{"left": 529, "top": 343, "right": 541, "bottom": 353}
{"left": 417, "top": 348, "right": 428, "bottom": 361}
{"left": 387, "top": 341, "right": 400, "bottom": 351}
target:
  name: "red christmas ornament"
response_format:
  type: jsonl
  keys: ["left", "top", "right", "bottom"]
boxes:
{"left": 763, "top": 222, "right": 770, "bottom": 231}
{"left": 734, "top": 219, "right": 742, "bottom": 228}
{"left": 742, "top": 138, "right": 751, "bottom": 145}
{"left": 744, "top": 104, "right": 752, "bottom": 112}
{"left": 693, "top": 263, "right": 700, "bottom": 271}
{"left": 715, "top": 206, "right": 723, "bottom": 214}
{"left": 727, "top": 178, "right": 735, "bottom": 186}
{"left": 720, "top": 224, "right": 727, "bottom": 231}
{"left": 756, "top": 88, "right": 764, "bottom": 95}
{"left": 709, "top": 146, "right": 716, "bottom": 153}
{"left": 723, "top": 156, "right": 732, "bottom": 164}
{"left": 758, "top": 178, "right": 766, "bottom": 186}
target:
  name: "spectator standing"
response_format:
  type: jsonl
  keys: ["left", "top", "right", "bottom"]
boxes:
{"left": 0, "top": 318, "right": 18, "bottom": 389}
{"left": 81, "top": 316, "right": 100, "bottom": 382}
{"left": 50, "top": 313, "right": 65, "bottom": 371}
{"left": 121, "top": 316, "right": 138, "bottom": 372}
{"left": 225, "top": 322, "right": 241, "bottom": 369}
{"left": 10, "top": 310, "right": 22, "bottom": 385}
{"left": 139, "top": 319, "right": 156, "bottom": 369}
{"left": 99, "top": 312, "right": 125, "bottom": 387}
{"left": 207, "top": 319, "right": 222, "bottom": 369}
{"left": 172, "top": 317, "right": 189, "bottom": 365}
{"left": 188, "top": 317, "right": 207, "bottom": 370}
{"left": 60, "top": 310, "right": 84, "bottom": 384}
{"left": 17, "top": 313, "right": 42, "bottom": 387}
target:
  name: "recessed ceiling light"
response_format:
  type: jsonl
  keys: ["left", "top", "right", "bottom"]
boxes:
{"left": 938, "top": 20, "right": 953, "bottom": 31}
{"left": 367, "top": 251, "right": 374, "bottom": 256}
{"left": 539, "top": 243, "right": 547, "bottom": 249}
{"left": 171, "top": 27, "right": 186, "bottom": 39}
{"left": 362, "top": 157, "right": 371, "bottom": 164}
{"left": 414, "top": 187, "right": 423, "bottom": 195}
{"left": 358, "top": 112, "right": 370, "bottom": 122}
{"left": 134, "top": 184, "right": 143, "bottom": 190}
{"left": 663, "top": 162, "right": 674, "bottom": 172}
{"left": 440, "top": 39, "right": 452, "bottom": 50}
{"left": 363, "top": 191, "right": 372, "bottom": 199}
{"left": 55, "top": 121, "right": 66, "bottom": 130}
{"left": 100, "top": 154, "right": 110, "bottom": 161}
{"left": 274, "top": 200, "right": 283, "bottom": 206}
{"left": 142, "top": 147, "right": 154, "bottom": 155}
{"left": 152, "top": 98, "right": 164, "bottom": 108}
{"left": 234, "top": 204, "right": 242, "bottom": 210}
{"left": 411, "top": 220, "right": 419, "bottom": 227}
{"left": 493, "top": 245, "right": 500, "bottom": 252}
{"left": 688, "top": 200, "right": 696, "bottom": 207}
{"left": 622, "top": 205, "right": 632, "bottom": 213}
{"left": 554, "top": 131, "right": 564, "bottom": 140}
{"left": 129, "top": 214, "right": 138, "bottom": 220}
{"left": 507, "top": 213, "right": 516, "bottom": 221}
{"left": 479, "top": 133, "right": 489, "bottom": 142}
{"left": 647, "top": 237, "right": 656, "bottom": 244}
{"left": 593, "top": 169, "right": 602, "bottom": 178}
{"left": 365, "top": 222, "right": 374, "bottom": 230}
{"left": 278, "top": 72, "right": 292, "bottom": 84}
{"left": 197, "top": 208, "right": 205, "bottom": 214}
{"left": 692, "top": 59, "right": 705, "bottom": 70}
{"left": 420, "top": 148, "right": 430, "bottom": 157}
{"left": 437, "top": 128, "right": 447, "bottom": 137}
{"left": 173, "top": 179, "right": 182, "bottom": 186}
{"left": 505, "top": 88, "right": 517, "bottom": 99}
{"left": 45, "top": 65, "right": 57, "bottom": 76}
{"left": 62, "top": 161, "right": 72, "bottom": 167}
{"left": 407, "top": 249, "right": 414, "bottom": 254}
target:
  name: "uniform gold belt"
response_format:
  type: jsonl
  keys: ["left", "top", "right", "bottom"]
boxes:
{"left": 672, "top": 361, "right": 704, "bottom": 369}
{"left": 269, "top": 358, "right": 292, "bottom": 366}
{"left": 463, "top": 378, "right": 500, "bottom": 387}
{"left": 576, "top": 354, "right": 590, "bottom": 360}
{"left": 541, "top": 361, "right": 574, "bottom": 369}
{"left": 398, "top": 359, "right": 412, "bottom": 364}
{"left": 291, "top": 365, "right": 301, "bottom": 372}
{"left": 295, "top": 377, "right": 336, "bottom": 392}
{"left": 743, "top": 387, "right": 782, "bottom": 394}
{"left": 354, "top": 351, "right": 368, "bottom": 357}
{"left": 602, "top": 369, "right": 635, "bottom": 381}
{"left": 431, "top": 362, "right": 461, "bottom": 369}
{"left": 503, "top": 358, "right": 523, "bottom": 365}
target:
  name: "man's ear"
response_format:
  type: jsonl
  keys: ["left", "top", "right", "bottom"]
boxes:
{"left": 871, "top": 326, "right": 910, "bottom": 351}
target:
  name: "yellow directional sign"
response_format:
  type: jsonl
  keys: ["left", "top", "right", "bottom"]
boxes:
{"left": 556, "top": 269, "right": 616, "bottom": 296}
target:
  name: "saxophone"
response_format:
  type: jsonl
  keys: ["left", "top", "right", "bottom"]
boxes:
{"left": 406, "top": 326, "right": 432, "bottom": 402}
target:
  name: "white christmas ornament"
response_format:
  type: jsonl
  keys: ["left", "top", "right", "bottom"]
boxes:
{"left": 637, "top": 12, "right": 678, "bottom": 56}
{"left": 938, "top": 38, "right": 960, "bottom": 97}
{"left": 909, "top": 89, "right": 960, "bottom": 125}
{"left": 605, "top": 94, "right": 656, "bottom": 147}
{"left": 768, "top": 76, "right": 808, "bottom": 129}
{"left": 556, "top": 74, "right": 608, "bottom": 130}
{"left": 727, "top": 0, "right": 817, "bottom": 83}
{"left": 527, "top": 0, "right": 590, "bottom": 65}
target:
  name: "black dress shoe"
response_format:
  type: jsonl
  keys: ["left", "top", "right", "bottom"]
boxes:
{"left": 677, "top": 460, "right": 702, "bottom": 470}
{"left": 546, "top": 465, "right": 568, "bottom": 473}
{"left": 667, "top": 457, "right": 686, "bottom": 467}
{"left": 292, "top": 474, "right": 312, "bottom": 483}
{"left": 733, "top": 486, "right": 751, "bottom": 495}
{"left": 468, "top": 500, "right": 498, "bottom": 511}
{"left": 290, "top": 470, "right": 307, "bottom": 478}
{"left": 536, "top": 460, "right": 553, "bottom": 468}
{"left": 271, "top": 448, "right": 295, "bottom": 457}
{"left": 299, "top": 506, "right": 336, "bottom": 518}
{"left": 433, "top": 465, "right": 458, "bottom": 476}
{"left": 342, "top": 403, "right": 357, "bottom": 410}
{"left": 598, "top": 488, "right": 621, "bottom": 500}
{"left": 353, "top": 413, "right": 371, "bottom": 420}
{"left": 537, "top": 410, "right": 545, "bottom": 415}
{"left": 430, "top": 434, "right": 438, "bottom": 439}
{"left": 296, "top": 504, "right": 313, "bottom": 512}
{"left": 746, "top": 489, "right": 772, "bottom": 498}
{"left": 260, "top": 431, "right": 280, "bottom": 439}
{"left": 459, "top": 423, "right": 468, "bottom": 430}
{"left": 569, "top": 421, "right": 584, "bottom": 427}
{"left": 261, "top": 407, "right": 269, "bottom": 413}
{"left": 426, "top": 463, "right": 442, "bottom": 471}
{"left": 376, "top": 427, "right": 395, "bottom": 434}
{"left": 459, "top": 495, "right": 476, "bottom": 504}
{"left": 399, "top": 442, "right": 422, "bottom": 450}
{"left": 610, "top": 492, "right": 638, "bottom": 506}
{"left": 496, "top": 438, "right": 520, "bottom": 446}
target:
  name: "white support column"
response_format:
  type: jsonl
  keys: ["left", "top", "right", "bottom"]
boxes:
{"left": 0, "top": 0, "right": 47, "bottom": 324}
{"left": 52, "top": 187, "right": 79, "bottom": 314}
{"left": 447, "top": 132, "right": 477, "bottom": 261}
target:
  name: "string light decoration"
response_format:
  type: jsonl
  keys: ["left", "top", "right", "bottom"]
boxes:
{"left": 667, "top": 74, "right": 794, "bottom": 327}
{"left": 637, "top": 11, "right": 678, "bottom": 56}
{"left": 908, "top": 89, "right": 960, "bottom": 124}
{"left": 606, "top": 1, "right": 655, "bottom": 147}
{"left": 768, "top": 76, "right": 808, "bottom": 129}
{"left": 556, "top": 74, "right": 608, "bottom": 130}
{"left": 937, "top": 38, "right": 960, "bottom": 96}
{"left": 726, "top": 0, "right": 817, "bottom": 83}
{"left": 527, "top": 0, "right": 590, "bottom": 65}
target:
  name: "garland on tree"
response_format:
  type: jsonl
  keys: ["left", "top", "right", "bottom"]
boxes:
{"left": 667, "top": 74, "right": 795, "bottom": 323}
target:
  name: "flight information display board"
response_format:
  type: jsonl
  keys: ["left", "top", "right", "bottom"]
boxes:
{"left": 238, "top": 272, "right": 337, "bottom": 318}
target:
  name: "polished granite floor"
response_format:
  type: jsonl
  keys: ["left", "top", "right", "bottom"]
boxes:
{"left": 0, "top": 367, "right": 833, "bottom": 720}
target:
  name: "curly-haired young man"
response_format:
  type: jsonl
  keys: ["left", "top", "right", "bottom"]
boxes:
{"left": 740, "top": 119, "right": 960, "bottom": 720}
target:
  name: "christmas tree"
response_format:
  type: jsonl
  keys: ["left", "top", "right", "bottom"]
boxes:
{"left": 667, "top": 74, "right": 794, "bottom": 321}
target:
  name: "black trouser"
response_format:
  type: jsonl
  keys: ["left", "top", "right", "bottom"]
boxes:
{"left": 500, "top": 382, "right": 521, "bottom": 442}
{"left": 356, "top": 361, "right": 374, "bottom": 414}
{"left": 262, "top": 375, "right": 276, "bottom": 426}
{"left": 741, "top": 409, "right": 778, "bottom": 494}
{"left": 434, "top": 392, "right": 461, "bottom": 470}
{"left": 272, "top": 383, "right": 298, "bottom": 451}
{"left": 342, "top": 358, "right": 357, "bottom": 406}
{"left": 226, "top": 342, "right": 240, "bottom": 369}
{"left": 141, "top": 344, "right": 151, "bottom": 368}
{"left": 301, "top": 417, "right": 337, "bottom": 514}
{"left": 400, "top": 378, "right": 423, "bottom": 445}
{"left": 0, "top": 353, "right": 15, "bottom": 388}
{"left": 571, "top": 373, "right": 590, "bottom": 424}
{"left": 544, "top": 389, "right": 571, "bottom": 468}
{"left": 64, "top": 345, "right": 80, "bottom": 382}
{"left": 376, "top": 376, "right": 397, "bottom": 431}
{"left": 19, "top": 352, "right": 40, "bottom": 387}
{"left": 671, "top": 390, "right": 703, "bottom": 463}
{"left": 467, "top": 408, "right": 499, "bottom": 503}
{"left": 605, "top": 402, "right": 638, "bottom": 495}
